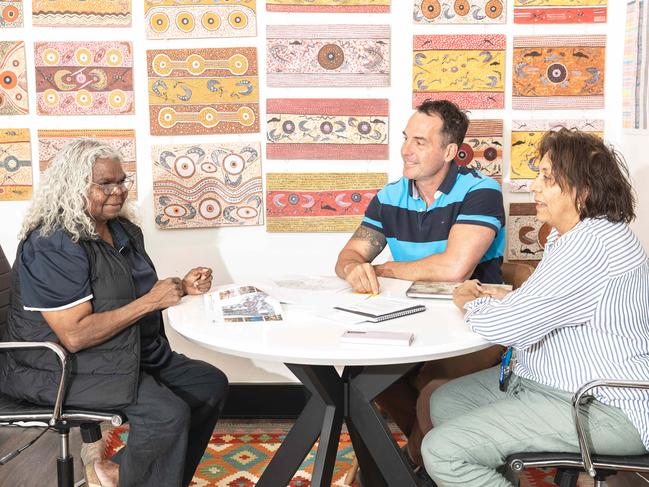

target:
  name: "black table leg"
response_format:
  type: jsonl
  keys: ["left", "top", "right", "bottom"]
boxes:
{"left": 347, "top": 363, "right": 421, "bottom": 487}
{"left": 256, "top": 364, "right": 343, "bottom": 487}
{"left": 258, "top": 362, "right": 421, "bottom": 487}
{"left": 347, "top": 416, "right": 388, "bottom": 487}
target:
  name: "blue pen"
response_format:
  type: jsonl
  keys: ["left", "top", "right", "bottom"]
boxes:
{"left": 499, "top": 346, "right": 513, "bottom": 392}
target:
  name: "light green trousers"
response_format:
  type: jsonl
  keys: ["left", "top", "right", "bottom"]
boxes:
{"left": 421, "top": 366, "right": 647, "bottom": 487}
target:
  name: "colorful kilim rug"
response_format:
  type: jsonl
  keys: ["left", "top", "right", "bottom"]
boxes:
{"left": 103, "top": 421, "right": 584, "bottom": 486}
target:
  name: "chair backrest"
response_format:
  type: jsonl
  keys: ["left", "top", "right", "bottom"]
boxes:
{"left": 501, "top": 262, "right": 535, "bottom": 290}
{"left": 0, "top": 244, "right": 11, "bottom": 336}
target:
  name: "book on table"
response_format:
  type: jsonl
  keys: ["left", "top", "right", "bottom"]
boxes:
{"left": 333, "top": 297, "right": 425, "bottom": 323}
{"left": 406, "top": 281, "right": 513, "bottom": 299}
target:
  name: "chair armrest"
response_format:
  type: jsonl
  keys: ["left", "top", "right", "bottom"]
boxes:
{"left": 0, "top": 341, "right": 69, "bottom": 426}
{"left": 572, "top": 379, "right": 649, "bottom": 478}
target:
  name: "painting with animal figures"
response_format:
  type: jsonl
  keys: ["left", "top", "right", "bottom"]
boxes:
{"left": 152, "top": 142, "right": 263, "bottom": 229}
{"left": 512, "top": 35, "right": 606, "bottom": 109}
{"left": 266, "top": 173, "right": 387, "bottom": 232}
{"left": 266, "top": 99, "right": 389, "bottom": 160}
{"left": 413, "top": 35, "right": 506, "bottom": 109}
{"left": 147, "top": 47, "right": 259, "bottom": 135}
{"left": 267, "top": 25, "right": 390, "bottom": 88}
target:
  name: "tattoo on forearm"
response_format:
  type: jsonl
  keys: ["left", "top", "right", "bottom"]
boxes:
{"left": 351, "top": 225, "right": 386, "bottom": 260}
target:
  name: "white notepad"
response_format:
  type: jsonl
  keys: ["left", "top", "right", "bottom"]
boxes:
{"left": 333, "top": 297, "right": 425, "bottom": 323}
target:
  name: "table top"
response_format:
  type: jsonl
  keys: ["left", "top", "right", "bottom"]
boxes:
{"left": 167, "top": 277, "right": 490, "bottom": 366}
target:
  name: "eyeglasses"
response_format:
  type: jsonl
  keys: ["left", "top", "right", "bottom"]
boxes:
{"left": 91, "top": 177, "right": 134, "bottom": 196}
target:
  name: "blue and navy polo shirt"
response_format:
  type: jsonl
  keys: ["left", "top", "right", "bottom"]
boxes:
{"left": 361, "top": 163, "right": 505, "bottom": 283}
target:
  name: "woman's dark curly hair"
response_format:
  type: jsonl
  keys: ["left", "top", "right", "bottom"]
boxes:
{"left": 538, "top": 128, "right": 636, "bottom": 223}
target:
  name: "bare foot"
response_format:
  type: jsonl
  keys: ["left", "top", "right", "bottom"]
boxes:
{"left": 81, "top": 438, "right": 105, "bottom": 465}
{"left": 94, "top": 459, "right": 119, "bottom": 487}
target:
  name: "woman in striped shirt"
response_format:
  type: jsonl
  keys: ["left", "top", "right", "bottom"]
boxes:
{"left": 421, "top": 128, "right": 649, "bottom": 487}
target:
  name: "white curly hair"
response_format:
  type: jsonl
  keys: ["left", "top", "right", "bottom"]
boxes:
{"left": 19, "top": 138, "right": 136, "bottom": 242}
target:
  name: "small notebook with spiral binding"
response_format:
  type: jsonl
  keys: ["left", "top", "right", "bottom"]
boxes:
{"left": 333, "top": 297, "right": 425, "bottom": 323}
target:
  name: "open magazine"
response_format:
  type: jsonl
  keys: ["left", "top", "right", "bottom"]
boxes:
{"left": 204, "top": 285, "right": 283, "bottom": 323}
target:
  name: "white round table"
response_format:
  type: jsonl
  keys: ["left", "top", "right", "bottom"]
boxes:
{"left": 168, "top": 277, "right": 489, "bottom": 487}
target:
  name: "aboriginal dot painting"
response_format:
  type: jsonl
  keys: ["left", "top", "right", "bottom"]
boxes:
{"left": 514, "top": 0, "right": 607, "bottom": 24}
{"left": 455, "top": 119, "right": 503, "bottom": 184}
{"left": 266, "top": 99, "right": 389, "bottom": 160}
{"left": 266, "top": 0, "right": 390, "bottom": 12}
{"left": 512, "top": 36, "right": 606, "bottom": 109}
{"left": 0, "top": 41, "right": 28, "bottom": 115}
{"left": 414, "top": 0, "right": 505, "bottom": 24}
{"left": 38, "top": 129, "right": 138, "bottom": 200}
{"left": 145, "top": 0, "right": 256, "bottom": 40}
{"left": 266, "top": 173, "right": 387, "bottom": 233}
{"left": 267, "top": 25, "right": 390, "bottom": 88}
{"left": 147, "top": 48, "right": 259, "bottom": 136}
{"left": 34, "top": 41, "right": 134, "bottom": 116}
{"left": 0, "top": 129, "right": 31, "bottom": 201}
{"left": 508, "top": 203, "right": 550, "bottom": 265}
{"left": 0, "top": 1, "right": 23, "bottom": 27}
{"left": 32, "top": 0, "right": 131, "bottom": 27}
{"left": 152, "top": 142, "right": 263, "bottom": 229}
{"left": 413, "top": 35, "right": 506, "bottom": 109}
{"left": 510, "top": 119, "right": 603, "bottom": 193}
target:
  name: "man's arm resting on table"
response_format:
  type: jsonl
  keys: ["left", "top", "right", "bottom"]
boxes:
{"left": 335, "top": 225, "right": 387, "bottom": 293}
{"left": 41, "top": 278, "right": 183, "bottom": 353}
{"left": 374, "top": 224, "right": 496, "bottom": 282}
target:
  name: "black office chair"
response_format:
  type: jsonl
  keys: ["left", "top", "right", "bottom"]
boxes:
{"left": 0, "top": 243, "right": 125, "bottom": 487}
{"left": 507, "top": 379, "right": 649, "bottom": 487}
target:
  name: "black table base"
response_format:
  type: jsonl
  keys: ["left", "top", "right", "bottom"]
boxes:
{"left": 256, "top": 363, "right": 422, "bottom": 487}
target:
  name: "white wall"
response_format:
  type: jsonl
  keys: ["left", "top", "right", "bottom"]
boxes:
{"left": 0, "top": 3, "right": 644, "bottom": 383}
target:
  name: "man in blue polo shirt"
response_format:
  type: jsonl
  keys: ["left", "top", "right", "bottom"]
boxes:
{"left": 334, "top": 99, "right": 505, "bottom": 473}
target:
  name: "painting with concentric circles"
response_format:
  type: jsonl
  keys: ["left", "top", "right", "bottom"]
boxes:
{"left": 266, "top": 98, "right": 389, "bottom": 160}
{"left": 34, "top": 41, "right": 133, "bottom": 116}
{"left": 267, "top": 25, "right": 390, "bottom": 88}
{"left": 144, "top": 0, "right": 257, "bottom": 40}
{"left": 152, "top": 142, "right": 263, "bottom": 229}
{"left": 147, "top": 47, "right": 259, "bottom": 135}
{"left": 0, "top": 128, "right": 31, "bottom": 201}
{"left": 414, "top": 0, "right": 506, "bottom": 24}
{"left": 512, "top": 35, "right": 606, "bottom": 109}
{"left": 455, "top": 119, "right": 503, "bottom": 184}
{"left": 0, "top": 1, "right": 23, "bottom": 28}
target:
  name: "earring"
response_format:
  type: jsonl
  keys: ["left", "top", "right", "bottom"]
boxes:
{"left": 577, "top": 201, "right": 582, "bottom": 213}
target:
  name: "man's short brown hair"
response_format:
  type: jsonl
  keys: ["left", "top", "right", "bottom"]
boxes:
{"left": 416, "top": 99, "right": 469, "bottom": 148}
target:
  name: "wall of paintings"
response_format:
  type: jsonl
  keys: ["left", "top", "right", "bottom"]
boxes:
{"left": 0, "top": 1, "right": 644, "bottom": 382}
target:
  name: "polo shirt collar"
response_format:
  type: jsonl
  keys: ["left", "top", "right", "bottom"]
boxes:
{"left": 438, "top": 161, "right": 459, "bottom": 195}
{"left": 108, "top": 219, "right": 131, "bottom": 251}
{"left": 408, "top": 161, "right": 459, "bottom": 199}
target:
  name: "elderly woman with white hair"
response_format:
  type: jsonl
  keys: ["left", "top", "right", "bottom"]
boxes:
{"left": 0, "top": 139, "right": 228, "bottom": 487}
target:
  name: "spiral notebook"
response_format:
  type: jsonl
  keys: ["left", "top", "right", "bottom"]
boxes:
{"left": 333, "top": 297, "right": 425, "bottom": 323}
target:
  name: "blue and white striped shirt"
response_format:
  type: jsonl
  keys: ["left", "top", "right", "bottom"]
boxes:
{"left": 464, "top": 218, "right": 649, "bottom": 448}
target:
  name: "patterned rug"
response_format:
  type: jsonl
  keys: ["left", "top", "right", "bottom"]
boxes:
{"left": 103, "top": 421, "right": 581, "bottom": 486}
